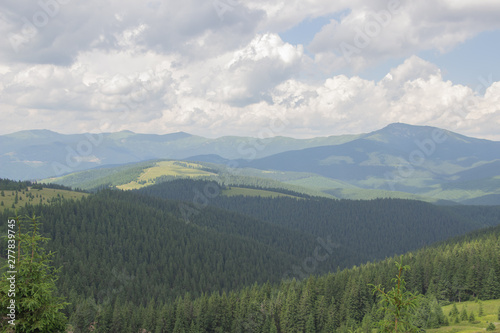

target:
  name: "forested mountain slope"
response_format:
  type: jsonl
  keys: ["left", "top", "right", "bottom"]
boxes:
{"left": 0, "top": 190, "right": 328, "bottom": 305}
{"left": 1, "top": 178, "right": 500, "bottom": 331}
{"left": 55, "top": 204, "right": 500, "bottom": 332}
{"left": 138, "top": 179, "right": 500, "bottom": 263}
{"left": 115, "top": 223, "right": 500, "bottom": 333}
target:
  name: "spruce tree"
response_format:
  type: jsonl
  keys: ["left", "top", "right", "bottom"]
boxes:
{"left": 478, "top": 301, "right": 484, "bottom": 317}
{"left": 371, "top": 257, "right": 422, "bottom": 332}
{"left": 0, "top": 214, "right": 68, "bottom": 332}
{"left": 468, "top": 311, "right": 475, "bottom": 323}
{"left": 460, "top": 306, "right": 468, "bottom": 321}
{"left": 448, "top": 303, "right": 459, "bottom": 318}
{"left": 483, "top": 268, "right": 500, "bottom": 300}
{"left": 305, "top": 313, "right": 316, "bottom": 333}
{"left": 361, "top": 313, "right": 374, "bottom": 333}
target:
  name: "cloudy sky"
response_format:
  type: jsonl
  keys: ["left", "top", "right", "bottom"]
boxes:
{"left": 1, "top": 0, "right": 500, "bottom": 139}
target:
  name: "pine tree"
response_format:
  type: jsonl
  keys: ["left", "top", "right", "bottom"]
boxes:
{"left": 478, "top": 301, "right": 484, "bottom": 317}
{"left": 468, "top": 311, "right": 475, "bottom": 323}
{"left": 305, "top": 313, "right": 316, "bottom": 333}
{"left": 483, "top": 268, "right": 499, "bottom": 300}
{"left": 460, "top": 307, "right": 468, "bottom": 321}
{"left": 361, "top": 313, "right": 373, "bottom": 333}
{"left": 0, "top": 214, "right": 69, "bottom": 332}
{"left": 448, "top": 303, "right": 459, "bottom": 318}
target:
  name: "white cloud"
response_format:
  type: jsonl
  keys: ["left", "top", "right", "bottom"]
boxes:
{"left": 309, "top": 0, "right": 500, "bottom": 72}
{"left": 212, "top": 33, "right": 304, "bottom": 105}
{"left": 0, "top": 1, "right": 499, "bottom": 141}
{"left": 0, "top": 0, "right": 264, "bottom": 65}
{"left": 267, "top": 56, "right": 500, "bottom": 139}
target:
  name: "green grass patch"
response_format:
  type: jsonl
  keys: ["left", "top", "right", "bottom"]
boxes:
{"left": 117, "top": 161, "right": 216, "bottom": 190}
{"left": 427, "top": 299, "right": 500, "bottom": 333}
{"left": 0, "top": 187, "right": 87, "bottom": 212}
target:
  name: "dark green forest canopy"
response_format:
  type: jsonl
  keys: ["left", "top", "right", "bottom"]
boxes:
{"left": 0, "top": 180, "right": 499, "bottom": 332}
{"left": 138, "top": 179, "right": 500, "bottom": 261}
{"left": 55, "top": 210, "right": 500, "bottom": 331}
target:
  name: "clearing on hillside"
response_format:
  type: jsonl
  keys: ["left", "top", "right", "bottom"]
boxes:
{"left": 116, "top": 161, "right": 217, "bottom": 190}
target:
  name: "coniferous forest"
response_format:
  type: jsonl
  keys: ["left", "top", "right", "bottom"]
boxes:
{"left": 0, "top": 178, "right": 499, "bottom": 332}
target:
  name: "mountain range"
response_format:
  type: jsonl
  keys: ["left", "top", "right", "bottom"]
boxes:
{"left": 1, "top": 123, "right": 500, "bottom": 204}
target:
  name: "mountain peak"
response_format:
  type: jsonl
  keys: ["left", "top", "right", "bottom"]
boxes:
{"left": 382, "top": 122, "right": 430, "bottom": 132}
{"left": 368, "top": 123, "right": 441, "bottom": 140}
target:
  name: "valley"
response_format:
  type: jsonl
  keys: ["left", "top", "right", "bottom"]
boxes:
{"left": 1, "top": 124, "right": 500, "bottom": 332}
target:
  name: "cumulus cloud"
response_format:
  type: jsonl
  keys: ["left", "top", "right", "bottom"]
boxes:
{"left": 267, "top": 56, "right": 500, "bottom": 139}
{"left": 0, "top": 0, "right": 499, "bottom": 141}
{"left": 309, "top": 0, "right": 500, "bottom": 72}
{"left": 0, "top": 0, "right": 264, "bottom": 65}
{"left": 209, "top": 33, "right": 304, "bottom": 105}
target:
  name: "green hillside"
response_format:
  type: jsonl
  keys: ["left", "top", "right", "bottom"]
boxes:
{"left": 0, "top": 178, "right": 87, "bottom": 211}
{"left": 43, "top": 160, "right": 217, "bottom": 191}
{"left": 43, "top": 160, "right": 159, "bottom": 190}
{"left": 44, "top": 159, "right": 335, "bottom": 198}
{"left": 428, "top": 299, "right": 500, "bottom": 333}
{"left": 0, "top": 187, "right": 87, "bottom": 211}
{"left": 45, "top": 157, "right": 457, "bottom": 202}
{"left": 116, "top": 161, "right": 217, "bottom": 190}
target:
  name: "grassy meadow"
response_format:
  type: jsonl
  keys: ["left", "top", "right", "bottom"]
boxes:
{"left": 116, "top": 161, "right": 217, "bottom": 190}
{"left": 0, "top": 187, "right": 87, "bottom": 212}
{"left": 428, "top": 299, "right": 500, "bottom": 333}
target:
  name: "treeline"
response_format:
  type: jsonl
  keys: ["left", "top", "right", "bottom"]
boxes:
{"left": 224, "top": 184, "right": 313, "bottom": 199}
{"left": 143, "top": 178, "right": 313, "bottom": 200}
{"left": 0, "top": 178, "right": 75, "bottom": 191}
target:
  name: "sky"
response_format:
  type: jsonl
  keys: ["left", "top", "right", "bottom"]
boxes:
{"left": 1, "top": 0, "right": 500, "bottom": 140}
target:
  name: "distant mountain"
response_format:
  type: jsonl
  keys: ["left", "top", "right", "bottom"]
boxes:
{"left": 238, "top": 123, "right": 500, "bottom": 203}
{"left": 4, "top": 123, "right": 500, "bottom": 204}
{"left": 0, "top": 129, "right": 359, "bottom": 180}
